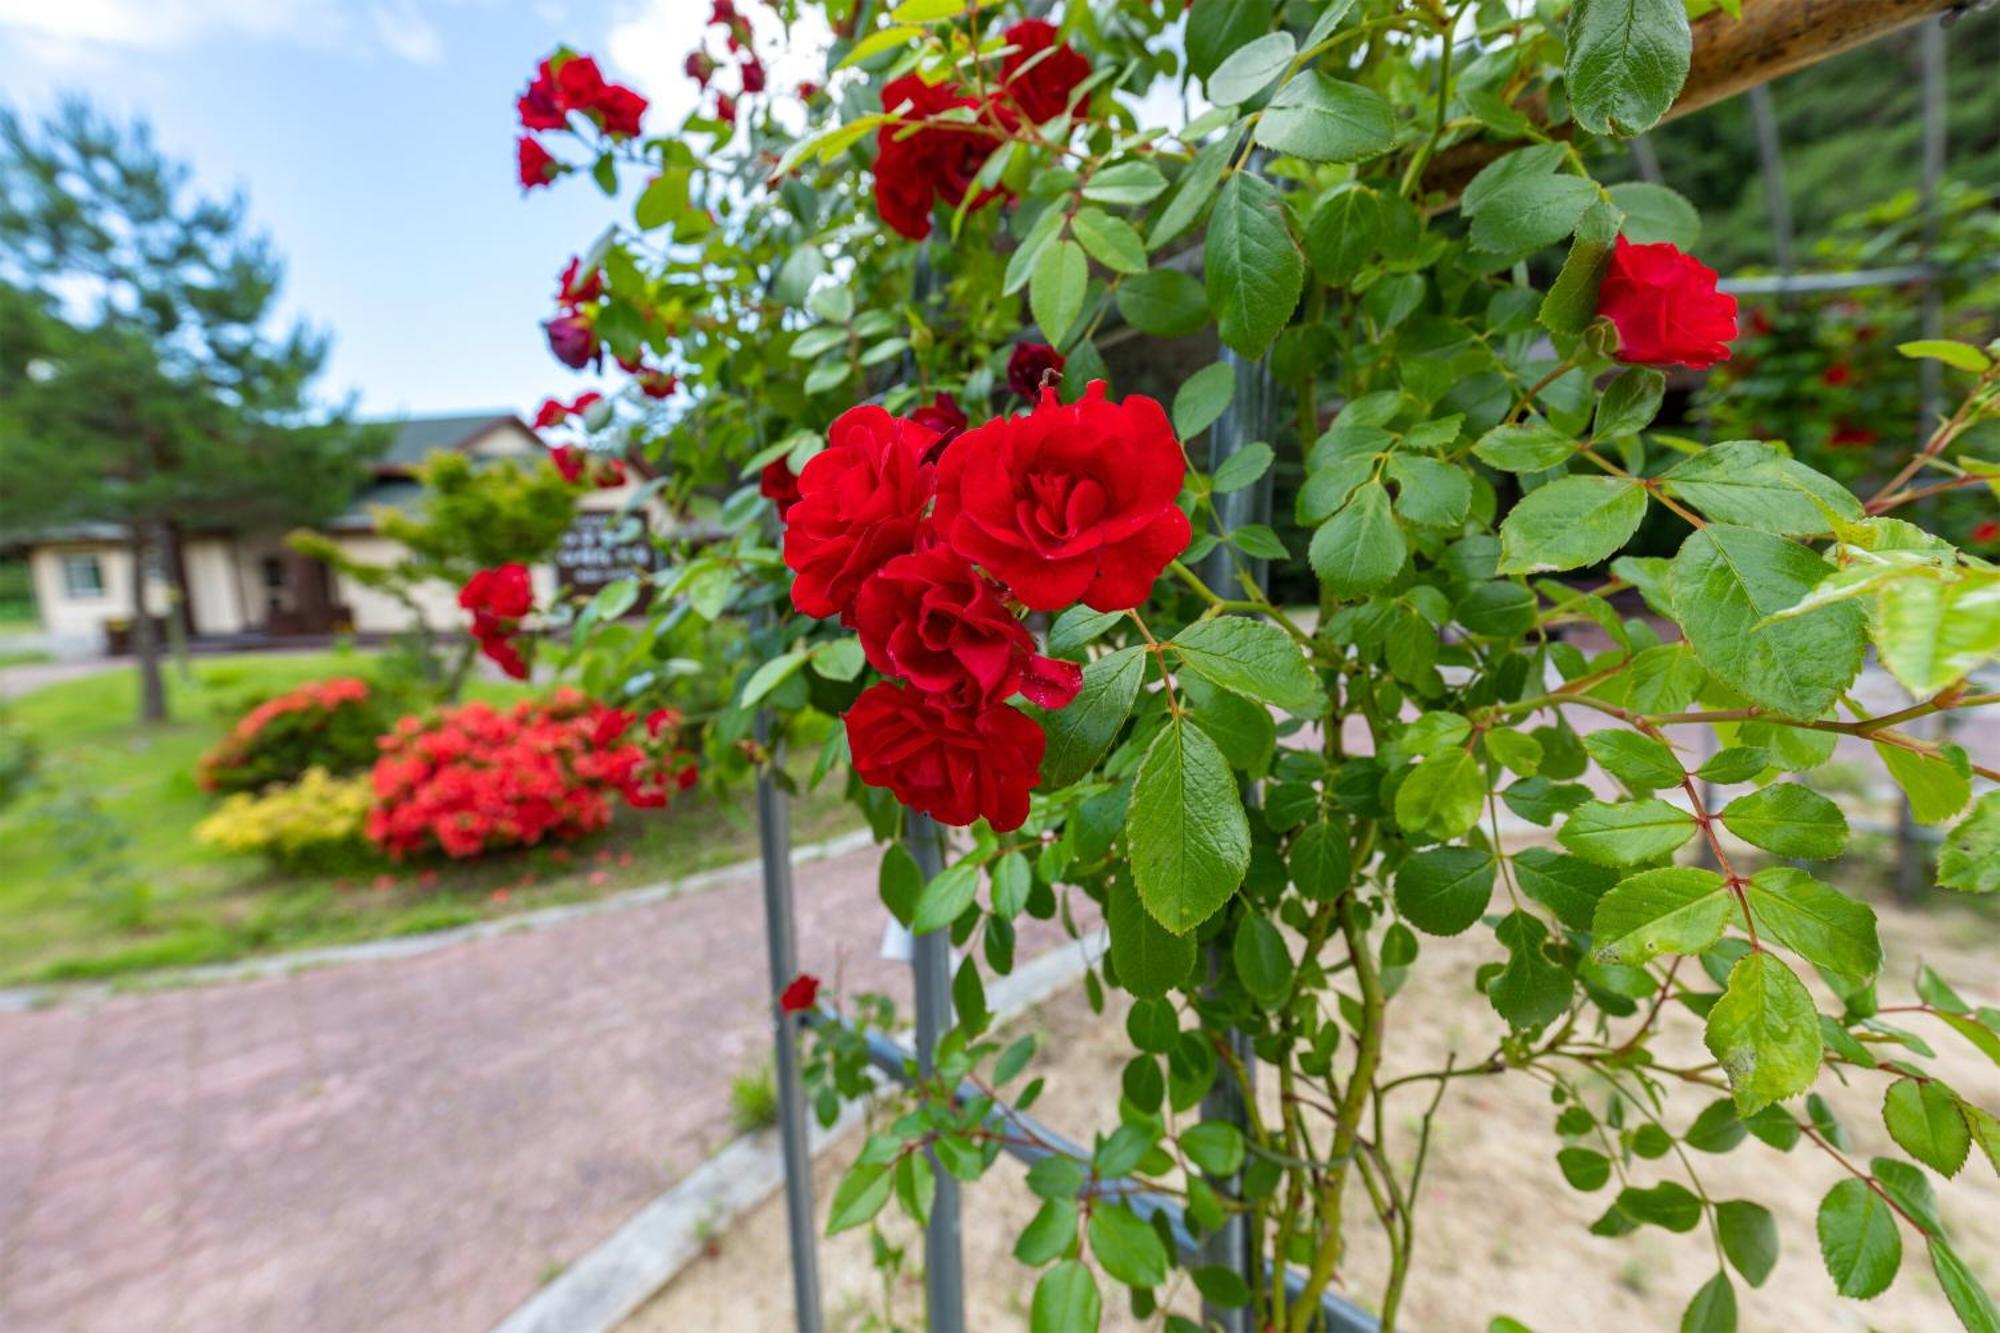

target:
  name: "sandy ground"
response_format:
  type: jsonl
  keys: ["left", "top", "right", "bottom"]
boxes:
{"left": 628, "top": 891, "right": 2000, "bottom": 1332}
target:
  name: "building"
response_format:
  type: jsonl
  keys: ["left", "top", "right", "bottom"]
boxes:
{"left": 16, "top": 412, "right": 652, "bottom": 657}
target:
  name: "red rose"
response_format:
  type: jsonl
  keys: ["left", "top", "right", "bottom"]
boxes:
{"left": 1973, "top": 520, "right": 1999, "bottom": 546}
{"left": 461, "top": 565, "right": 535, "bottom": 619}
{"left": 556, "top": 257, "right": 603, "bottom": 308}
{"left": 592, "top": 85, "right": 648, "bottom": 138}
{"left": 518, "top": 60, "right": 567, "bottom": 130}
{"left": 909, "top": 392, "right": 969, "bottom": 446}
{"left": 1596, "top": 237, "right": 1738, "bottom": 371}
{"left": 685, "top": 50, "right": 717, "bottom": 88}
{"left": 872, "top": 75, "right": 1004, "bottom": 241}
{"left": 518, "top": 136, "right": 561, "bottom": 191}
{"left": 551, "top": 444, "right": 587, "bottom": 483}
{"left": 843, "top": 682, "right": 1045, "bottom": 832}
{"left": 797, "top": 81, "right": 821, "bottom": 100}
{"left": 1007, "top": 342, "right": 1065, "bottom": 399}
{"left": 934, "top": 381, "right": 1190, "bottom": 612}
{"left": 782, "top": 406, "right": 939, "bottom": 621}
{"left": 1828, "top": 422, "right": 1879, "bottom": 449}
{"left": 741, "top": 56, "right": 767, "bottom": 94}
{"left": 854, "top": 542, "right": 1083, "bottom": 711}
{"left": 716, "top": 93, "right": 738, "bottom": 126}
{"left": 761, "top": 459, "right": 802, "bottom": 519}
{"left": 545, "top": 312, "right": 599, "bottom": 369}
{"left": 778, "top": 973, "right": 820, "bottom": 1014}
{"left": 1822, "top": 363, "right": 1852, "bottom": 386}
{"left": 636, "top": 369, "right": 677, "bottom": 399}
{"left": 997, "top": 20, "right": 1090, "bottom": 124}
{"left": 533, "top": 398, "right": 569, "bottom": 430}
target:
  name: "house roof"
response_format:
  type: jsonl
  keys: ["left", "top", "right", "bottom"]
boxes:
{"left": 372, "top": 411, "right": 527, "bottom": 472}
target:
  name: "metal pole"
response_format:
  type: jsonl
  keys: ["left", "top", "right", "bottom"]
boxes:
{"left": 1192, "top": 346, "right": 1274, "bottom": 1333}
{"left": 754, "top": 703, "right": 825, "bottom": 1331}
{"left": 1628, "top": 136, "right": 1665, "bottom": 184}
{"left": 1898, "top": 17, "right": 1949, "bottom": 902}
{"left": 906, "top": 811, "right": 965, "bottom": 1332}
{"left": 1746, "top": 85, "right": 1795, "bottom": 276}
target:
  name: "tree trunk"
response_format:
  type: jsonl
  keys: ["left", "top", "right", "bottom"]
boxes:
{"left": 161, "top": 520, "right": 195, "bottom": 683}
{"left": 130, "top": 523, "right": 168, "bottom": 724}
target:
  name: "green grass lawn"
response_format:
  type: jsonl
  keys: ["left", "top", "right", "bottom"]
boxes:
{"left": 0, "top": 649, "right": 859, "bottom": 986}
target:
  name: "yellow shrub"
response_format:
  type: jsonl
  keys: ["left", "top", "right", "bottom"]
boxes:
{"left": 196, "top": 767, "right": 375, "bottom": 870}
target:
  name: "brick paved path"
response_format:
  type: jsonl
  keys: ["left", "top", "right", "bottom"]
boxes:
{"left": 0, "top": 840, "right": 1076, "bottom": 1333}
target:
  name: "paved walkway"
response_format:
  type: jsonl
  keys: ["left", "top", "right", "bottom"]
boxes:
{"left": 0, "top": 840, "right": 1079, "bottom": 1333}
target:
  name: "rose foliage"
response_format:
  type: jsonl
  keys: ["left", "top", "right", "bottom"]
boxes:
{"left": 517, "top": 3, "right": 2000, "bottom": 1329}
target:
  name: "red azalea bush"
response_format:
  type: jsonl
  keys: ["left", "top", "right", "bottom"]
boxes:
{"left": 198, "top": 677, "right": 387, "bottom": 795}
{"left": 367, "top": 692, "right": 694, "bottom": 860}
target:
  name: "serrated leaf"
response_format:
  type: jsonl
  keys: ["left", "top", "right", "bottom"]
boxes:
{"left": 1031, "top": 238, "right": 1087, "bottom": 344}
{"left": 1206, "top": 172, "right": 1303, "bottom": 359}
{"left": 1254, "top": 73, "right": 1394, "bottom": 163}
{"left": 1706, "top": 952, "right": 1822, "bottom": 1115}
{"left": 1717, "top": 1200, "right": 1778, "bottom": 1287}
{"left": 1040, "top": 646, "right": 1145, "bottom": 788}
{"left": 1719, "top": 783, "right": 1849, "bottom": 859}
{"left": 1592, "top": 867, "right": 1734, "bottom": 965}
{"left": 1817, "top": 1178, "right": 1901, "bottom": 1298}
{"left": 1171, "top": 616, "right": 1324, "bottom": 714}
{"left": 1559, "top": 798, "right": 1698, "bottom": 866}
{"left": 1130, "top": 717, "right": 1250, "bottom": 933}
{"left": 1566, "top": 0, "right": 1693, "bottom": 136}
{"left": 1744, "top": 867, "right": 1880, "bottom": 981}
{"left": 1173, "top": 361, "right": 1237, "bottom": 439}
{"left": 1883, "top": 1077, "right": 1971, "bottom": 1177}
{"left": 1311, "top": 481, "right": 1405, "bottom": 595}
{"left": 1395, "top": 845, "right": 1494, "bottom": 936}
{"left": 1072, "top": 207, "right": 1148, "bottom": 275}
{"left": 1206, "top": 30, "right": 1295, "bottom": 104}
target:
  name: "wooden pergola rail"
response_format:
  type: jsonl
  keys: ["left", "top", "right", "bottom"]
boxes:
{"left": 1425, "top": 0, "right": 1960, "bottom": 199}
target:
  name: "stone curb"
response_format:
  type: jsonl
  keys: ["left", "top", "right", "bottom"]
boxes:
{"left": 0, "top": 829, "right": 877, "bottom": 1013}
{"left": 489, "top": 928, "right": 1110, "bottom": 1333}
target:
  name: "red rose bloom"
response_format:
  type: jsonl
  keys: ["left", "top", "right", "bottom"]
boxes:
{"left": 1822, "top": 363, "right": 1852, "bottom": 386}
{"left": 1972, "top": 520, "right": 2000, "bottom": 546}
{"left": 782, "top": 406, "right": 939, "bottom": 621}
{"left": 518, "top": 136, "right": 561, "bottom": 191}
{"left": 854, "top": 542, "right": 1083, "bottom": 711}
{"left": 545, "top": 312, "right": 599, "bottom": 369}
{"left": 551, "top": 445, "right": 588, "bottom": 483}
{"left": 716, "top": 93, "right": 738, "bottom": 126}
{"left": 872, "top": 75, "right": 1005, "bottom": 241}
{"left": 778, "top": 973, "right": 820, "bottom": 1014}
{"left": 1596, "top": 236, "right": 1738, "bottom": 371}
{"left": 556, "top": 257, "right": 603, "bottom": 307}
{"left": 550, "top": 57, "right": 649, "bottom": 139}
{"left": 533, "top": 398, "right": 569, "bottom": 430}
{"left": 638, "top": 369, "right": 678, "bottom": 399}
{"left": 741, "top": 56, "right": 767, "bottom": 94}
{"left": 761, "top": 459, "right": 803, "bottom": 519}
{"left": 461, "top": 565, "right": 534, "bottom": 620}
{"left": 797, "top": 81, "right": 821, "bottom": 100}
{"left": 997, "top": 20, "right": 1091, "bottom": 124}
{"left": 934, "top": 381, "right": 1190, "bottom": 612}
{"left": 1828, "top": 422, "right": 1879, "bottom": 449}
{"left": 909, "top": 392, "right": 969, "bottom": 446}
{"left": 518, "top": 60, "right": 567, "bottom": 130}
{"left": 844, "top": 682, "right": 1046, "bottom": 832}
{"left": 1007, "top": 342, "right": 1065, "bottom": 399}
{"left": 591, "top": 84, "right": 648, "bottom": 138}
{"left": 685, "top": 50, "right": 717, "bottom": 87}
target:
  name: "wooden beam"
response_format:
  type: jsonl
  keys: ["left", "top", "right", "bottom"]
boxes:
{"left": 1424, "top": 0, "right": 1957, "bottom": 200}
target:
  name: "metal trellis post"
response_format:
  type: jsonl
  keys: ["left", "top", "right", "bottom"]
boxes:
{"left": 1746, "top": 85, "right": 1797, "bottom": 277}
{"left": 907, "top": 810, "right": 966, "bottom": 1331}
{"left": 1193, "top": 346, "right": 1278, "bottom": 1332}
{"left": 753, "top": 674, "right": 825, "bottom": 1333}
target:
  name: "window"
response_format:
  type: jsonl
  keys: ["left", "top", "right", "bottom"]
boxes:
{"left": 260, "top": 556, "right": 286, "bottom": 592}
{"left": 60, "top": 554, "right": 104, "bottom": 599}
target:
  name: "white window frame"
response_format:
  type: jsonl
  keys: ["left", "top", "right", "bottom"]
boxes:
{"left": 59, "top": 553, "right": 105, "bottom": 600}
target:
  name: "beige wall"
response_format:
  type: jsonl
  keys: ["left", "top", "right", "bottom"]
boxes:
{"left": 27, "top": 542, "right": 170, "bottom": 648}
{"left": 184, "top": 537, "right": 249, "bottom": 636}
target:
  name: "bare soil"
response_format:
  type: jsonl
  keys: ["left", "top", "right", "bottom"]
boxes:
{"left": 628, "top": 893, "right": 2000, "bottom": 1333}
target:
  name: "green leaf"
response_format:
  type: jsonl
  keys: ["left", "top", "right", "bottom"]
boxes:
{"left": 1289, "top": 819, "right": 1352, "bottom": 900}
{"left": 1181, "top": 1121, "right": 1246, "bottom": 1177}
{"left": 1932, "top": 1238, "right": 2000, "bottom": 1333}
{"left": 1108, "top": 873, "right": 1197, "bottom": 999}
{"left": 1171, "top": 616, "right": 1324, "bottom": 714}
{"left": 1870, "top": 567, "right": 2000, "bottom": 698}
{"left": 1883, "top": 1077, "right": 1971, "bottom": 1177}
{"left": 742, "top": 649, "right": 810, "bottom": 706}
{"left": 1594, "top": 367, "right": 1668, "bottom": 437}
{"left": 1698, "top": 746, "right": 1772, "bottom": 785}
{"left": 1117, "top": 268, "right": 1210, "bottom": 338}
{"left": 1680, "top": 1272, "right": 1736, "bottom": 1333}
{"left": 1148, "top": 130, "right": 1236, "bottom": 249}
{"left": 1232, "top": 915, "right": 1293, "bottom": 1006}
{"left": 1670, "top": 525, "right": 1867, "bottom": 720}
{"left": 1031, "top": 1260, "right": 1101, "bottom": 1332}
{"left": 912, "top": 860, "right": 980, "bottom": 933}
{"left": 1469, "top": 173, "right": 1600, "bottom": 256}
{"left": 1298, "top": 455, "right": 1376, "bottom": 525}
{"left": 1048, "top": 605, "right": 1123, "bottom": 653}
{"left": 1395, "top": 746, "right": 1487, "bottom": 840}
{"left": 1005, "top": 205, "right": 1067, "bottom": 296}
{"left": 1015, "top": 1196, "right": 1078, "bottom": 1265}
{"left": 1488, "top": 911, "right": 1574, "bottom": 1029}
{"left": 1072, "top": 207, "right": 1148, "bottom": 275}
{"left": 1817, "top": 1178, "right": 1902, "bottom": 1299}
{"left": 1040, "top": 646, "right": 1145, "bottom": 788}
{"left": 1206, "top": 30, "right": 1296, "bottom": 105}
{"left": 1081, "top": 160, "right": 1169, "bottom": 207}
{"left": 1542, "top": 199, "right": 1622, "bottom": 334}
{"left": 1660, "top": 441, "right": 1861, "bottom": 535}
{"left": 1173, "top": 361, "right": 1237, "bottom": 439}
{"left": 1484, "top": 727, "right": 1544, "bottom": 778}
{"left": 1558, "top": 1147, "right": 1612, "bottom": 1190}
{"left": 1716, "top": 1200, "right": 1779, "bottom": 1287}
{"left": 1473, "top": 417, "right": 1574, "bottom": 473}
{"left": 1616, "top": 1180, "right": 1703, "bottom": 1232}
{"left": 1304, "top": 183, "right": 1381, "bottom": 285}
{"left": 1186, "top": 680, "right": 1276, "bottom": 775}
{"left": 1899, "top": 339, "right": 1993, "bottom": 374}
{"left": 1591, "top": 867, "right": 1734, "bottom": 966}
{"left": 1206, "top": 172, "right": 1303, "bottom": 359}
{"left": 1583, "top": 730, "right": 1684, "bottom": 791}
{"left": 1254, "top": 73, "right": 1395, "bottom": 163}
{"left": 1213, "top": 441, "right": 1274, "bottom": 493}
{"left": 1719, "top": 783, "right": 1849, "bottom": 859}
{"left": 1395, "top": 845, "right": 1495, "bottom": 937}
{"left": 1088, "top": 1202, "right": 1168, "bottom": 1289}
{"left": 827, "top": 1159, "right": 893, "bottom": 1233}
{"left": 1706, "top": 952, "right": 1823, "bottom": 1115}
{"left": 1558, "top": 798, "right": 1698, "bottom": 867}
{"left": 1386, "top": 454, "right": 1472, "bottom": 528}
{"left": 1130, "top": 718, "right": 1251, "bottom": 933}
{"left": 1031, "top": 238, "right": 1087, "bottom": 344}
{"left": 1566, "top": 0, "right": 1693, "bottom": 136}
{"left": 1500, "top": 475, "right": 1649, "bottom": 574}
{"left": 879, "top": 843, "right": 921, "bottom": 926}
{"left": 1514, "top": 848, "right": 1616, "bottom": 932}
{"left": 1940, "top": 792, "right": 2000, "bottom": 893}
{"left": 1462, "top": 143, "right": 1565, "bottom": 216}
{"left": 1608, "top": 182, "right": 1701, "bottom": 248}
{"left": 1744, "top": 867, "right": 1880, "bottom": 981}
{"left": 1311, "top": 481, "right": 1406, "bottom": 595}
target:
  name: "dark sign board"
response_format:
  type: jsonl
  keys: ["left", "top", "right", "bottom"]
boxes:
{"left": 554, "top": 510, "right": 656, "bottom": 612}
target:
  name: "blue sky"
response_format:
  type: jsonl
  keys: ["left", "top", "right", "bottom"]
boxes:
{"left": 0, "top": 0, "right": 825, "bottom": 420}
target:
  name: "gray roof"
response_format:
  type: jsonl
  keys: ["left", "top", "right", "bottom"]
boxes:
{"left": 329, "top": 480, "right": 426, "bottom": 532}
{"left": 373, "top": 412, "right": 523, "bottom": 470}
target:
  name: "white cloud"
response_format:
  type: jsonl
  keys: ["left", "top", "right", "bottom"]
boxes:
{"left": 0, "top": 0, "right": 441, "bottom": 61}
